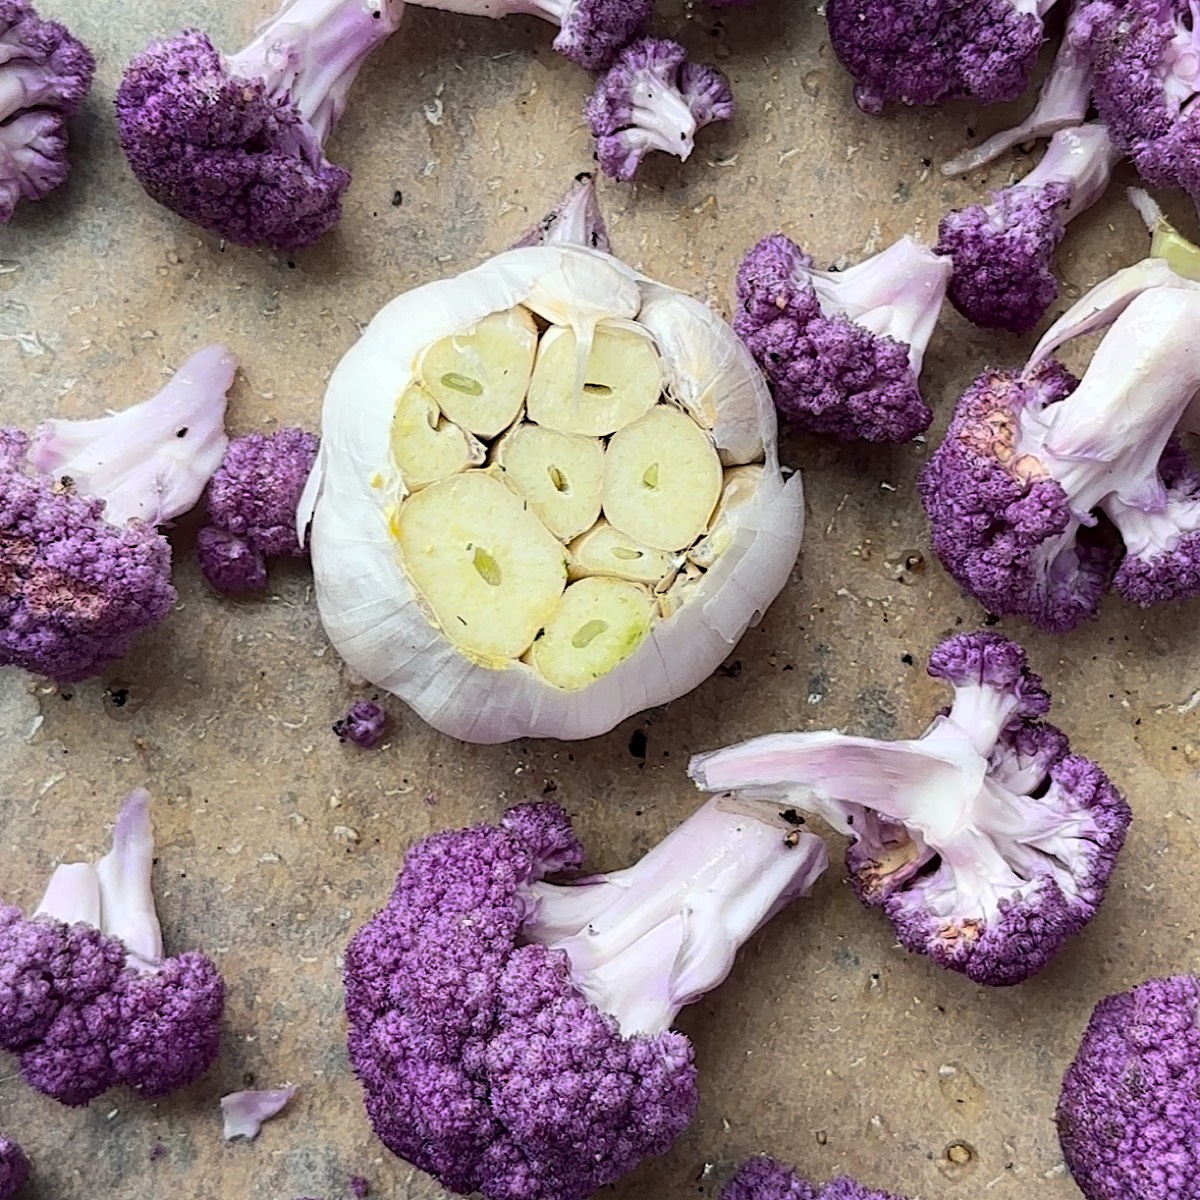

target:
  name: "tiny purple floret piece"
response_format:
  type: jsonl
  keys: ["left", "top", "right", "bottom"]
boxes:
{"left": 586, "top": 38, "right": 733, "bottom": 182}
{"left": 115, "top": 0, "right": 403, "bottom": 251}
{"left": 0, "top": 0, "right": 95, "bottom": 223}
{"left": 332, "top": 700, "right": 388, "bottom": 748}
{"left": 723, "top": 1156, "right": 912, "bottom": 1200}
{"left": 349, "top": 1177, "right": 369, "bottom": 1199}
{"left": 734, "top": 232, "right": 949, "bottom": 442}
{"left": 0, "top": 789, "right": 225, "bottom": 1106}
{"left": 197, "top": 427, "right": 319, "bottom": 594}
{"left": 345, "top": 797, "right": 826, "bottom": 1200}
{"left": 1057, "top": 975, "right": 1200, "bottom": 1199}
{"left": 690, "top": 631, "right": 1131, "bottom": 987}
{"left": 826, "top": 0, "right": 1061, "bottom": 113}
{"left": 0, "top": 1134, "right": 29, "bottom": 1200}
{"left": 937, "top": 124, "right": 1119, "bottom": 334}
{"left": 921, "top": 284, "right": 1200, "bottom": 628}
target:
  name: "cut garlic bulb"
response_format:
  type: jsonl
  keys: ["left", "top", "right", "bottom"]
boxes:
{"left": 301, "top": 188, "right": 804, "bottom": 744}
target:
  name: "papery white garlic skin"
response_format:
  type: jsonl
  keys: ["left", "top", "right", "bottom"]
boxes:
{"left": 301, "top": 246, "right": 804, "bottom": 744}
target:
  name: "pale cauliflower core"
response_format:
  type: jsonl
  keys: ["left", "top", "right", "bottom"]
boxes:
{"left": 387, "top": 303, "right": 765, "bottom": 690}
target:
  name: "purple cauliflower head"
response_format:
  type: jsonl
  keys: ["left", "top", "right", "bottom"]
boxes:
{"left": 0, "top": 1133, "right": 29, "bottom": 1200}
{"left": 825, "top": 0, "right": 1058, "bottom": 113}
{"left": 585, "top": 38, "right": 733, "bottom": 181}
{"left": 690, "top": 631, "right": 1131, "bottom": 987}
{"left": 1, "top": 345, "right": 236, "bottom": 682}
{"left": 198, "top": 427, "right": 319, "bottom": 594}
{"left": 1081, "top": 0, "right": 1200, "bottom": 206}
{"left": 722, "top": 1157, "right": 912, "bottom": 1200}
{"left": 734, "top": 232, "right": 949, "bottom": 442}
{"left": 116, "top": 0, "right": 402, "bottom": 252}
{"left": 0, "top": 790, "right": 225, "bottom": 1106}
{"left": 921, "top": 282, "right": 1200, "bottom": 629}
{"left": 1057, "top": 975, "right": 1200, "bottom": 1199}
{"left": 0, "top": 428, "right": 177, "bottom": 684}
{"left": 345, "top": 796, "right": 827, "bottom": 1199}
{"left": 936, "top": 124, "right": 1120, "bottom": 334}
{"left": 0, "top": 0, "right": 95, "bottom": 223}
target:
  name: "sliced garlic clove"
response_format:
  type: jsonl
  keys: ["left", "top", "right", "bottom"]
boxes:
{"left": 493, "top": 423, "right": 604, "bottom": 541}
{"left": 525, "top": 323, "right": 661, "bottom": 437}
{"left": 528, "top": 577, "right": 655, "bottom": 691}
{"left": 392, "top": 470, "right": 566, "bottom": 663}
{"left": 689, "top": 465, "right": 766, "bottom": 568}
{"left": 390, "top": 383, "right": 486, "bottom": 491}
{"left": 568, "top": 520, "right": 679, "bottom": 587}
{"left": 602, "top": 406, "right": 723, "bottom": 552}
{"left": 419, "top": 307, "right": 538, "bottom": 438}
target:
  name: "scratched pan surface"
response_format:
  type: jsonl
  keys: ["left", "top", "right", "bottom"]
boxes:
{"left": 1, "top": 1, "right": 1198, "bottom": 1197}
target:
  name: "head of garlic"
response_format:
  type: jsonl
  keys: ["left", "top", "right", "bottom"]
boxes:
{"left": 299, "top": 185, "right": 804, "bottom": 744}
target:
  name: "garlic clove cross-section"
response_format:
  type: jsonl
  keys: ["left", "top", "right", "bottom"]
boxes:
{"left": 305, "top": 229, "right": 805, "bottom": 744}
{"left": 493, "top": 423, "right": 604, "bottom": 541}
{"left": 391, "top": 383, "right": 486, "bottom": 491}
{"left": 527, "top": 577, "right": 655, "bottom": 691}
{"left": 602, "top": 406, "right": 724, "bottom": 552}
{"left": 525, "top": 323, "right": 661, "bottom": 437}
{"left": 568, "top": 520, "right": 679, "bottom": 587}
{"left": 420, "top": 308, "right": 538, "bottom": 438}
{"left": 392, "top": 471, "right": 567, "bottom": 664}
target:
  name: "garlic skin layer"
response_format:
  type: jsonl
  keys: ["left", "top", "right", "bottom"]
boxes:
{"left": 301, "top": 245, "right": 804, "bottom": 744}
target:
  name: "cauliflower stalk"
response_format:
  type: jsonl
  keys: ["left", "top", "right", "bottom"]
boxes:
{"left": 689, "top": 632, "right": 1130, "bottom": 986}
{"left": 301, "top": 182, "right": 804, "bottom": 743}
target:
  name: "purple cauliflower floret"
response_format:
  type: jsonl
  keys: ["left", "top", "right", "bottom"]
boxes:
{"left": 585, "top": 38, "right": 733, "bottom": 182}
{"left": 826, "top": 0, "right": 1061, "bottom": 113}
{"left": 723, "top": 1157, "right": 911, "bottom": 1200}
{"left": 1, "top": 345, "right": 236, "bottom": 682}
{"left": 402, "top": 0, "right": 650, "bottom": 70}
{"left": 1079, "top": 0, "right": 1200, "bottom": 208}
{"left": 0, "top": 790, "right": 225, "bottom": 1106}
{"left": 333, "top": 700, "right": 388, "bottom": 747}
{"left": 344, "top": 796, "right": 827, "bottom": 1200}
{"left": 920, "top": 281, "right": 1200, "bottom": 629}
{"left": 115, "top": 0, "right": 403, "bottom": 252}
{"left": 734, "top": 233, "right": 950, "bottom": 442}
{"left": 197, "top": 427, "right": 318, "bottom": 594}
{"left": 1057, "top": 975, "right": 1200, "bottom": 1199}
{"left": 937, "top": 124, "right": 1119, "bottom": 334}
{"left": 0, "top": 0, "right": 95, "bottom": 223}
{"left": 942, "top": 3, "right": 1101, "bottom": 174}
{"left": 511, "top": 173, "right": 612, "bottom": 253}
{"left": 690, "top": 631, "right": 1131, "bottom": 987}
{"left": 0, "top": 1133, "right": 29, "bottom": 1200}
